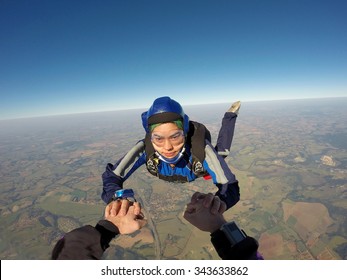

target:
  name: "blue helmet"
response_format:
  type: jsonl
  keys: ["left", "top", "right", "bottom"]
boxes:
{"left": 142, "top": 96, "right": 190, "bottom": 133}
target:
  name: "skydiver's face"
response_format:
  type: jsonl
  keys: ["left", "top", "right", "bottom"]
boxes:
{"left": 151, "top": 122, "right": 185, "bottom": 159}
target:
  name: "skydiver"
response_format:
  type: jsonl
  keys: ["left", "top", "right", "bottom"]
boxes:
{"left": 101, "top": 96, "right": 241, "bottom": 213}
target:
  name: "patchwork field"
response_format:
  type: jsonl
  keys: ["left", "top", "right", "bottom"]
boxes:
{"left": 1, "top": 99, "right": 346, "bottom": 259}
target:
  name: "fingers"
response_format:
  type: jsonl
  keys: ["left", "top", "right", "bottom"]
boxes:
{"left": 210, "top": 197, "right": 220, "bottom": 214}
{"left": 183, "top": 196, "right": 207, "bottom": 223}
{"left": 105, "top": 200, "right": 122, "bottom": 218}
{"left": 201, "top": 193, "right": 214, "bottom": 208}
{"left": 211, "top": 196, "right": 227, "bottom": 214}
{"left": 184, "top": 203, "right": 196, "bottom": 214}
{"left": 218, "top": 201, "right": 227, "bottom": 214}
{"left": 190, "top": 192, "right": 206, "bottom": 203}
{"left": 128, "top": 206, "right": 146, "bottom": 223}
{"left": 190, "top": 192, "right": 201, "bottom": 202}
{"left": 115, "top": 205, "right": 147, "bottom": 234}
{"left": 133, "top": 201, "right": 141, "bottom": 216}
{"left": 192, "top": 192, "right": 226, "bottom": 215}
{"left": 104, "top": 203, "right": 112, "bottom": 219}
{"left": 136, "top": 212, "right": 145, "bottom": 220}
{"left": 118, "top": 199, "right": 133, "bottom": 215}
{"left": 185, "top": 192, "right": 207, "bottom": 215}
{"left": 183, "top": 205, "right": 196, "bottom": 222}
{"left": 135, "top": 211, "right": 147, "bottom": 228}
{"left": 110, "top": 200, "right": 122, "bottom": 216}
{"left": 106, "top": 199, "right": 141, "bottom": 218}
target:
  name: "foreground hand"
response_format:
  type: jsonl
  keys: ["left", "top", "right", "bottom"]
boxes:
{"left": 183, "top": 192, "right": 227, "bottom": 233}
{"left": 107, "top": 199, "right": 142, "bottom": 216}
{"left": 105, "top": 199, "right": 147, "bottom": 234}
{"left": 191, "top": 192, "right": 227, "bottom": 214}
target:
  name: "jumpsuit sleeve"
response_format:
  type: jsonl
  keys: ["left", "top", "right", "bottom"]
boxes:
{"left": 101, "top": 140, "right": 146, "bottom": 203}
{"left": 210, "top": 229, "right": 262, "bottom": 260}
{"left": 203, "top": 141, "right": 240, "bottom": 209}
{"left": 52, "top": 220, "right": 119, "bottom": 260}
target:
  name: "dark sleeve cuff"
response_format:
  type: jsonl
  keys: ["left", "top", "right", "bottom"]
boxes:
{"left": 215, "top": 181, "right": 240, "bottom": 210}
{"left": 96, "top": 220, "right": 120, "bottom": 234}
{"left": 95, "top": 220, "right": 120, "bottom": 250}
{"left": 211, "top": 229, "right": 260, "bottom": 260}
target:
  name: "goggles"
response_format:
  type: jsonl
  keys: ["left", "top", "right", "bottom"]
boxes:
{"left": 151, "top": 130, "right": 185, "bottom": 146}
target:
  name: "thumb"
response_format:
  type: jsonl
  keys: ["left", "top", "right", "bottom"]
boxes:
{"left": 104, "top": 203, "right": 111, "bottom": 219}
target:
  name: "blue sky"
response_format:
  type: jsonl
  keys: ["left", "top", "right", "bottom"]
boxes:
{"left": 1, "top": 0, "right": 346, "bottom": 120}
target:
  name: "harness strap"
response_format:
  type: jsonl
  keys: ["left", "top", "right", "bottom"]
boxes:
{"left": 158, "top": 173, "right": 189, "bottom": 183}
{"left": 188, "top": 121, "right": 211, "bottom": 176}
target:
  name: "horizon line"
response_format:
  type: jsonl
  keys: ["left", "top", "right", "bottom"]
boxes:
{"left": 1, "top": 96, "right": 346, "bottom": 121}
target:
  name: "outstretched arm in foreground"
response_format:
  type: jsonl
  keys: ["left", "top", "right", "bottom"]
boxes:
{"left": 52, "top": 200, "right": 146, "bottom": 260}
{"left": 184, "top": 192, "right": 262, "bottom": 260}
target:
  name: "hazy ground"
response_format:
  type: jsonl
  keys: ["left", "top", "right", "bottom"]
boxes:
{"left": 0, "top": 97, "right": 346, "bottom": 259}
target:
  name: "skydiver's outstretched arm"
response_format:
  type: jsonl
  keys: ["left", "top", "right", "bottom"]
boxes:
{"left": 101, "top": 141, "right": 146, "bottom": 203}
{"left": 215, "top": 101, "right": 241, "bottom": 158}
{"left": 203, "top": 142, "right": 240, "bottom": 210}
{"left": 101, "top": 162, "right": 124, "bottom": 203}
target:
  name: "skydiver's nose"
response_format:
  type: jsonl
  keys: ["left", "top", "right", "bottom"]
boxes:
{"left": 163, "top": 139, "right": 174, "bottom": 150}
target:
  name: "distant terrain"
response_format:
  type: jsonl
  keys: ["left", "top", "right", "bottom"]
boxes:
{"left": 0, "top": 97, "right": 346, "bottom": 259}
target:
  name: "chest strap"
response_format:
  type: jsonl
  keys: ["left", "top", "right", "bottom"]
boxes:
{"left": 158, "top": 173, "right": 189, "bottom": 183}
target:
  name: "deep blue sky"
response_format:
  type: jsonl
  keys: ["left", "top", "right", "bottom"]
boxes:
{"left": 1, "top": 0, "right": 346, "bottom": 120}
